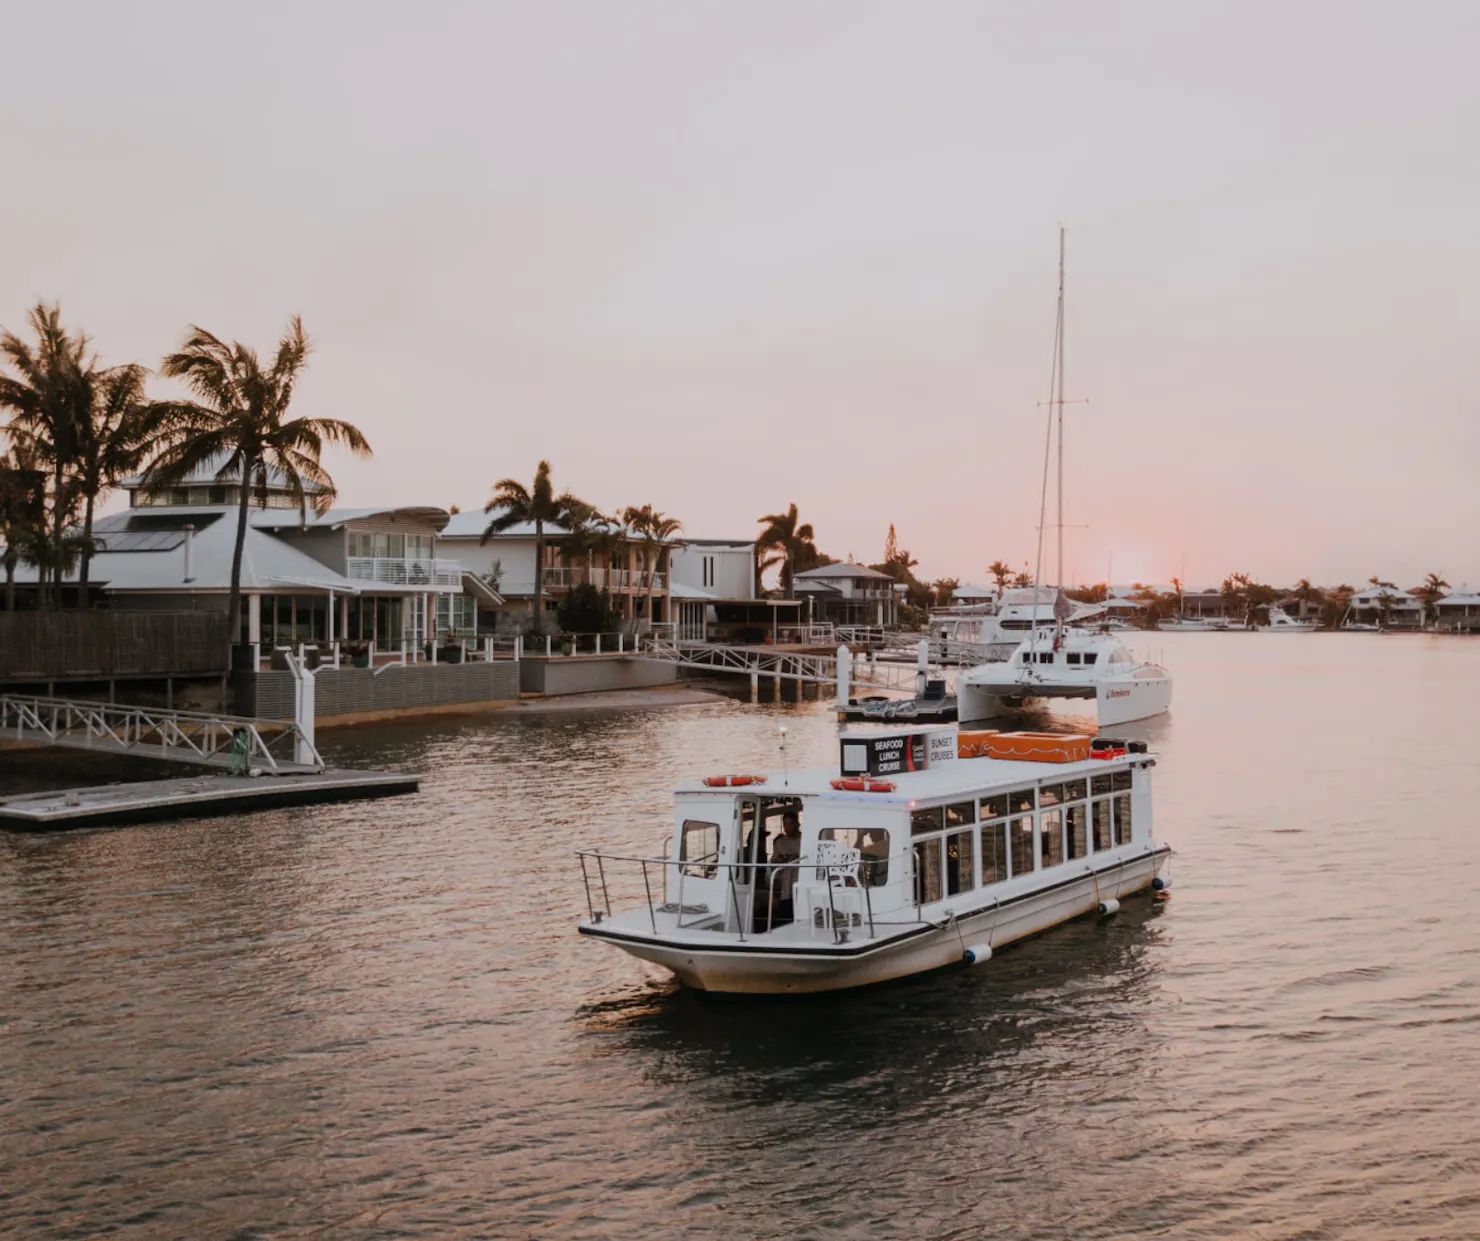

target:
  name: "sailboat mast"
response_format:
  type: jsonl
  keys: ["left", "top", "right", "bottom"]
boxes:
{"left": 1055, "top": 226, "right": 1066, "bottom": 595}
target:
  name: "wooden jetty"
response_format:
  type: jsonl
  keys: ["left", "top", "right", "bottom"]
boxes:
{"left": 0, "top": 769, "right": 419, "bottom": 832}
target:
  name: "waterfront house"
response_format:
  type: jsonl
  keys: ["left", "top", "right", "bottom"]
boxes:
{"left": 1346, "top": 585, "right": 1423, "bottom": 629}
{"left": 666, "top": 538, "right": 804, "bottom": 642}
{"left": 7, "top": 465, "right": 501, "bottom": 650}
{"left": 1434, "top": 587, "right": 1480, "bottom": 633}
{"left": 436, "top": 512, "right": 677, "bottom": 630}
{"left": 794, "top": 562, "right": 899, "bottom": 628}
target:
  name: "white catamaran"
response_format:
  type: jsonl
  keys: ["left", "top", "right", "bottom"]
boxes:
{"left": 577, "top": 725, "right": 1171, "bottom": 994}
{"left": 956, "top": 229, "right": 1171, "bottom": 728}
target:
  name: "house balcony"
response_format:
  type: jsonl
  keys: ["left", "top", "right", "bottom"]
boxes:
{"left": 541, "top": 567, "right": 666, "bottom": 592}
{"left": 347, "top": 557, "right": 463, "bottom": 591}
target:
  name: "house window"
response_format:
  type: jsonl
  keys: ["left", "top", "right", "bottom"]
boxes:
{"left": 679, "top": 820, "right": 719, "bottom": 878}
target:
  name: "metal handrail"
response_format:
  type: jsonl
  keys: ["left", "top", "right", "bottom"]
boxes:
{"left": 575, "top": 849, "right": 873, "bottom": 942}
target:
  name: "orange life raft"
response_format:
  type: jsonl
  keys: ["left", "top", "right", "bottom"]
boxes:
{"left": 982, "top": 732, "right": 1093, "bottom": 764}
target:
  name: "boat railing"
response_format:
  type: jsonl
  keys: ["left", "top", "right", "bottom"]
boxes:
{"left": 575, "top": 849, "right": 876, "bottom": 945}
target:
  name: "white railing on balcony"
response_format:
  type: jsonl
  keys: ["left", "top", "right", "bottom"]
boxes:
{"left": 541, "top": 567, "right": 667, "bottom": 592}
{"left": 346, "top": 557, "right": 463, "bottom": 589}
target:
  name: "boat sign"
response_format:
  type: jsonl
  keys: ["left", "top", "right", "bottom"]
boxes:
{"left": 840, "top": 731, "right": 928, "bottom": 776}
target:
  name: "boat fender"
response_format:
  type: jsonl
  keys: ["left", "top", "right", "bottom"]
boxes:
{"left": 962, "top": 943, "right": 993, "bottom": 965}
{"left": 1151, "top": 875, "right": 1172, "bottom": 891}
{"left": 1097, "top": 898, "right": 1121, "bottom": 916}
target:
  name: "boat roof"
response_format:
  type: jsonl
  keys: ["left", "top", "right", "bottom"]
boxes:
{"left": 675, "top": 747, "right": 1143, "bottom": 803}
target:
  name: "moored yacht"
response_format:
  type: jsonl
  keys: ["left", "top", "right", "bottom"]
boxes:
{"left": 577, "top": 726, "right": 1170, "bottom": 994}
{"left": 1258, "top": 606, "right": 1317, "bottom": 633}
{"left": 956, "top": 627, "right": 1173, "bottom": 727}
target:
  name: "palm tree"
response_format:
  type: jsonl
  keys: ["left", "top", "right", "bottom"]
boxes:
{"left": 483, "top": 460, "right": 582, "bottom": 628}
{"left": 1415, "top": 572, "right": 1450, "bottom": 627}
{"left": 622, "top": 504, "right": 683, "bottom": 625}
{"left": 0, "top": 441, "right": 44, "bottom": 611}
{"left": 74, "top": 364, "right": 175, "bottom": 600}
{"left": 1290, "top": 577, "right": 1325, "bottom": 621}
{"left": 987, "top": 560, "right": 1013, "bottom": 595}
{"left": 142, "top": 316, "right": 371, "bottom": 644}
{"left": 0, "top": 303, "right": 92, "bottom": 608}
{"left": 756, "top": 504, "right": 817, "bottom": 597}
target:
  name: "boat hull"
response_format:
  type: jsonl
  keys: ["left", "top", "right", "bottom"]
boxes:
{"left": 1096, "top": 674, "right": 1173, "bottom": 726}
{"left": 581, "top": 848, "right": 1167, "bottom": 994}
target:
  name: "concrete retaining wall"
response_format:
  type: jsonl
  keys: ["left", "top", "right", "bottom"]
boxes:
{"left": 238, "top": 660, "right": 520, "bottom": 721}
{"left": 518, "top": 655, "right": 677, "bottom": 695}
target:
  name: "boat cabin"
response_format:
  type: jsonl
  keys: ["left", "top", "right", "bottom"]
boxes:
{"left": 659, "top": 729, "right": 1153, "bottom": 941}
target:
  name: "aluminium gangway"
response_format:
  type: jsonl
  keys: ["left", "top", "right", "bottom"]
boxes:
{"left": 638, "top": 639, "right": 928, "bottom": 691}
{"left": 0, "top": 693, "right": 324, "bottom": 775}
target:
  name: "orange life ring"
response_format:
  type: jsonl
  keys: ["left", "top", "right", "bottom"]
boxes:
{"left": 702, "top": 774, "right": 767, "bottom": 787}
{"left": 830, "top": 777, "right": 897, "bottom": 793}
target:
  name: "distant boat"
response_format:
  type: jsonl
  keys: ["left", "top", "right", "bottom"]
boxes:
{"left": 955, "top": 228, "right": 1171, "bottom": 728}
{"left": 1258, "top": 606, "right": 1317, "bottom": 633}
{"left": 1159, "top": 615, "right": 1228, "bottom": 632}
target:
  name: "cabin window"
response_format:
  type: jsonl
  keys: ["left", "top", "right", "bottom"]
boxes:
{"left": 914, "top": 839, "right": 943, "bottom": 904}
{"left": 1112, "top": 768, "right": 1133, "bottom": 793}
{"left": 981, "top": 819, "right": 1008, "bottom": 884}
{"left": 980, "top": 793, "right": 1010, "bottom": 820}
{"left": 1093, "top": 799, "right": 1113, "bottom": 851}
{"left": 1113, "top": 793, "right": 1133, "bottom": 845}
{"left": 1039, "top": 809, "right": 1064, "bottom": 868}
{"left": 1011, "top": 788, "right": 1036, "bottom": 814}
{"left": 946, "top": 830, "right": 975, "bottom": 896}
{"left": 1039, "top": 783, "right": 1063, "bottom": 807}
{"left": 1009, "top": 815, "right": 1035, "bottom": 877}
{"left": 944, "top": 801, "right": 975, "bottom": 827}
{"left": 679, "top": 820, "right": 719, "bottom": 878}
{"left": 1091, "top": 774, "right": 1114, "bottom": 797}
{"left": 1066, "top": 803, "right": 1088, "bottom": 859}
{"left": 1063, "top": 779, "right": 1088, "bottom": 801}
{"left": 911, "top": 806, "right": 945, "bottom": 835}
{"left": 1066, "top": 652, "right": 1082, "bottom": 665}
{"left": 821, "top": 828, "right": 891, "bottom": 885}
{"left": 1084, "top": 651, "right": 1101, "bottom": 664}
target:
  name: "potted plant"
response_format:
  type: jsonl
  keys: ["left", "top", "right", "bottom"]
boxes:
{"left": 343, "top": 640, "right": 371, "bottom": 669}
{"left": 560, "top": 636, "right": 575, "bottom": 656}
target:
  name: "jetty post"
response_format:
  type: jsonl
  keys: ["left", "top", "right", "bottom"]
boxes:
{"left": 835, "top": 644, "right": 852, "bottom": 719}
{"left": 916, "top": 638, "right": 930, "bottom": 697}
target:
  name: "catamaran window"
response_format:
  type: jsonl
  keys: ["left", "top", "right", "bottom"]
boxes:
{"left": 1066, "top": 803, "right": 1088, "bottom": 859}
{"left": 946, "top": 830, "right": 975, "bottom": 895}
{"left": 1009, "top": 815, "right": 1035, "bottom": 876}
{"left": 914, "top": 839, "right": 943, "bottom": 904}
{"left": 1093, "top": 799, "right": 1113, "bottom": 851}
{"left": 1113, "top": 793, "right": 1133, "bottom": 846}
{"left": 1011, "top": 788, "right": 1036, "bottom": 814}
{"left": 980, "top": 793, "right": 1010, "bottom": 820}
{"left": 1112, "top": 768, "right": 1133, "bottom": 793}
{"left": 911, "top": 806, "right": 945, "bottom": 835}
{"left": 680, "top": 820, "right": 719, "bottom": 878}
{"left": 1066, "top": 652, "right": 1083, "bottom": 665}
{"left": 821, "top": 828, "right": 891, "bottom": 885}
{"left": 1084, "top": 651, "right": 1101, "bottom": 665}
{"left": 1039, "top": 809, "right": 1064, "bottom": 868}
{"left": 1091, "top": 774, "right": 1114, "bottom": 797}
{"left": 944, "top": 801, "right": 975, "bottom": 827}
{"left": 981, "top": 819, "right": 1008, "bottom": 884}
{"left": 1039, "top": 783, "right": 1063, "bottom": 807}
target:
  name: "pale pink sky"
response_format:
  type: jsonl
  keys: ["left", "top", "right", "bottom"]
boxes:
{"left": 4, "top": 2, "right": 1477, "bottom": 589}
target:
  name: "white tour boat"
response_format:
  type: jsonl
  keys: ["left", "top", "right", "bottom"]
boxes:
{"left": 956, "top": 625, "right": 1173, "bottom": 727}
{"left": 577, "top": 726, "right": 1171, "bottom": 995}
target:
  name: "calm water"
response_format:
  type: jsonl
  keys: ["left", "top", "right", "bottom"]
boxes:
{"left": 5, "top": 634, "right": 1480, "bottom": 1239}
